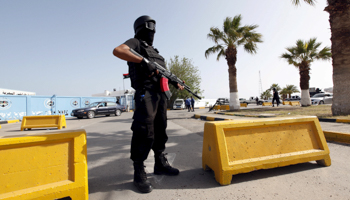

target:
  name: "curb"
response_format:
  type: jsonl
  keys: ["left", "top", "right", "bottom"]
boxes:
{"left": 214, "top": 112, "right": 275, "bottom": 118}
{"left": 193, "top": 114, "right": 230, "bottom": 121}
{"left": 318, "top": 118, "right": 350, "bottom": 123}
{"left": 0, "top": 119, "right": 20, "bottom": 124}
{"left": 323, "top": 131, "right": 350, "bottom": 145}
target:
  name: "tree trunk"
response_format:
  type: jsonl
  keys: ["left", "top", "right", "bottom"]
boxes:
{"left": 226, "top": 46, "right": 240, "bottom": 110}
{"left": 299, "top": 61, "right": 311, "bottom": 106}
{"left": 325, "top": 1, "right": 350, "bottom": 115}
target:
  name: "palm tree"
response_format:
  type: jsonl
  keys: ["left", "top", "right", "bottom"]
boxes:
{"left": 281, "top": 38, "right": 331, "bottom": 106}
{"left": 269, "top": 83, "right": 282, "bottom": 92}
{"left": 280, "top": 88, "right": 289, "bottom": 101}
{"left": 291, "top": 1, "right": 350, "bottom": 115}
{"left": 260, "top": 89, "right": 272, "bottom": 100}
{"left": 205, "top": 15, "right": 263, "bottom": 110}
{"left": 284, "top": 84, "right": 300, "bottom": 98}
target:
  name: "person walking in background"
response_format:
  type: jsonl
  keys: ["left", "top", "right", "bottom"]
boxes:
{"left": 255, "top": 96, "right": 259, "bottom": 105}
{"left": 185, "top": 97, "right": 191, "bottom": 112}
{"left": 272, "top": 88, "right": 280, "bottom": 107}
{"left": 190, "top": 96, "right": 195, "bottom": 112}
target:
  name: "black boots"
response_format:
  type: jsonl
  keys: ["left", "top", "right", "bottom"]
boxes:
{"left": 154, "top": 153, "right": 180, "bottom": 176}
{"left": 133, "top": 162, "right": 153, "bottom": 193}
{"left": 133, "top": 153, "right": 179, "bottom": 193}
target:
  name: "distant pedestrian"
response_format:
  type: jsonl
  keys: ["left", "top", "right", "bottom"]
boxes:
{"left": 190, "top": 96, "right": 195, "bottom": 112}
{"left": 272, "top": 88, "right": 280, "bottom": 107}
{"left": 255, "top": 97, "right": 259, "bottom": 105}
{"left": 185, "top": 97, "right": 191, "bottom": 112}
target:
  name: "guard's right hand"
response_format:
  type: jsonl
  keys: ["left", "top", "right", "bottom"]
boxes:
{"left": 141, "top": 58, "right": 157, "bottom": 76}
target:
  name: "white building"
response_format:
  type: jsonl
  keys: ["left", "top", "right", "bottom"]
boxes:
{"left": 92, "top": 89, "right": 135, "bottom": 110}
{"left": 0, "top": 88, "right": 36, "bottom": 96}
{"left": 91, "top": 89, "right": 135, "bottom": 97}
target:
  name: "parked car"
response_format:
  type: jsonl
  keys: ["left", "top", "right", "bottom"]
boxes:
{"left": 173, "top": 99, "right": 185, "bottom": 110}
{"left": 240, "top": 97, "right": 264, "bottom": 105}
{"left": 71, "top": 101, "right": 126, "bottom": 119}
{"left": 285, "top": 95, "right": 301, "bottom": 101}
{"left": 311, "top": 93, "right": 333, "bottom": 105}
{"left": 216, "top": 98, "right": 229, "bottom": 105}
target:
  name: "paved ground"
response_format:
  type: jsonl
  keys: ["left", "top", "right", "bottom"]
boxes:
{"left": 1, "top": 107, "right": 350, "bottom": 200}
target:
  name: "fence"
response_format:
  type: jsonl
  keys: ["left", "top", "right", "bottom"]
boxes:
{"left": 0, "top": 95, "right": 126, "bottom": 121}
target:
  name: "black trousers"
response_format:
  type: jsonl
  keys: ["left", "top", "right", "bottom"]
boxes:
{"left": 130, "top": 89, "right": 168, "bottom": 162}
{"left": 272, "top": 98, "right": 280, "bottom": 106}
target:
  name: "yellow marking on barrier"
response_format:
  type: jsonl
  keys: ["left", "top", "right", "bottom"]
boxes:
{"left": 335, "top": 119, "right": 350, "bottom": 123}
{"left": 323, "top": 131, "right": 350, "bottom": 144}
{"left": 289, "top": 101, "right": 300, "bottom": 106}
{"left": 262, "top": 102, "right": 272, "bottom": 106}
{"left": 0, "top": 129, "right": 88, "bottom": 200}
{"left": 213, "top": 105, "right": 221, "bottom": 110}
{"left": 283, "top": 101, "right": 290, "bottom": 105}
{"left": 0, "top": 125, "right": 1, "bottom": 129}
{"left": 21, "top": 115, "right": 66, "bottom": 131}
{"left": 202, "top": 116, "right": 331, "bottom": 185}
{"left": 206, "top": 116, "right": 216, "bottom": 121}
{"left": 194, "top": 114, "right": 201, "bottom": 119}
{"left": 7, "top": 120, "right": 20, "bottom": 124}
{"left": 220, "top": 105, "right": 230, "bottom": 110}
{"left": 199, "top": 107, "right": 205, "bottom": 109}
{"left": 240, "top": 103, "right": 247, "bottom": 107}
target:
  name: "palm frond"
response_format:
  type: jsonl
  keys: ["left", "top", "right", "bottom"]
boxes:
{"left": 317, "top": 46, "right": 332, "bottom": 60}
{"left": 217, "top": 48, "right": 226, "bottom": 61}
{"left": 207, "top": 27, "right": 224, "bottom": 44}
{"left": 205, "top": 45, "right": 225, "bottom": 59}
{"left": 291, "top": 0, "right": 316, "bottom": 6}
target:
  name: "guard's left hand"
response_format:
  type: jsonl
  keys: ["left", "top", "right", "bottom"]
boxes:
{"left": 177, "top": 83, "right": 184, "bottom": 90}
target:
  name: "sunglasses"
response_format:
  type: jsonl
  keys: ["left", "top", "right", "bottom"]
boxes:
{"left": 145, "top": 21, "right": 156, "bottom": 32}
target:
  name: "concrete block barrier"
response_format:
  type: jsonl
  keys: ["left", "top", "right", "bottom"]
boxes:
{"left": 202, "top": 116, "right": 331, "bottom": 185}
{"left": 240, "top": 103, "right": 247, "bottom": 107}
{"left": 220, "top": 105, "right": 230, "bottom": 111}
{"left": 0, "top": 129, "right": 88, "bottom": 200}
{"left": 323, "top": 131, "right": 350, "bottom": 144}
{"left": 21, "top": 115, "right": 67, "bottom": 131}
{"left": 289, "top": 101, "right": 300, "bottom": 106}
{"left": 283, "top": 101, "right": 290, "bottom": 105}
{"left": 213, "top": 105, "right": 220, "bottom": 110}
{"left": 262, "top": 102, "right": 272, "bottom": 106}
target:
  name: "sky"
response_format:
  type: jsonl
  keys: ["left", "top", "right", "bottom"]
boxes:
{"left": 0, "top": 0, "right": 333, "bottom": 99}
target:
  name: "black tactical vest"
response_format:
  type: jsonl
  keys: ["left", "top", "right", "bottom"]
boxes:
{"left": 128, "top": 40, "right": 167, "bottom": 91}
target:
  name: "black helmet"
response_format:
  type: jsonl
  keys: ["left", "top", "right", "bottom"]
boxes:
{"left": 134, "top": 15, "right": 156, "bottom": 35}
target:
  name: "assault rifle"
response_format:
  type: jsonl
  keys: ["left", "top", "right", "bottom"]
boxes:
{"left": 130, "top": 49, "right": 201, "bottom": 100}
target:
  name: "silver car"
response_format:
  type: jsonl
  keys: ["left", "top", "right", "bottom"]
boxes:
{"left": 311, "top": 93, "right": 333, "bottom": 105}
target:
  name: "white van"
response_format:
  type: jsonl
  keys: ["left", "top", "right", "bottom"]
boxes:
{"left": 173, "top": 99, "right": 185, "bottom": 110}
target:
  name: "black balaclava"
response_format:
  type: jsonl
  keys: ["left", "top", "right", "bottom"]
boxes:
{"left": 135, "top": 28, "right": 155, "bottom": 46}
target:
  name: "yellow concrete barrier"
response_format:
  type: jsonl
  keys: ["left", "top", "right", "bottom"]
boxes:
{"left": 323, "top": 131, "right": 350, "bottom": 144}
{"left": 213, "top": 105, "right": 220, "bottom": 110}
{"left": 220, "top": 105, "right": 230, "bottom": 110}
{"left": 202, "top": 116, "right": 331, "bottom": 185}
{"left": 262, "top": 102, "right": 272, "bottom": 106}
{"left": 240, "top": 103, "right": 247, "bottom": 107}
{"left": 283, "top": 101, "right": 290, "bottom": 105}
{"left": 0, "top": 129, "right": 88, "bottom": 200}
{"left": 21, "top": 115, "right": 67, "bottom": 131}
{"left": 289, "top": 101, "right": 300, "bottom": 106}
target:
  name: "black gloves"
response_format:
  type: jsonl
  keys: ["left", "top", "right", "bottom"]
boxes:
{"left": 141, "top": 58, "right": 157, "bottom": 76}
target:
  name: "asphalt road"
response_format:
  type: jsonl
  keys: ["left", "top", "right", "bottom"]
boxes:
{"left": 1, "top": 108, "right": 350, "bottom": 200}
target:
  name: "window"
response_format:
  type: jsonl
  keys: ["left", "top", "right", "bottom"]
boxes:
{"left": 107, "top": 102, "right": 116, "bottom": 107}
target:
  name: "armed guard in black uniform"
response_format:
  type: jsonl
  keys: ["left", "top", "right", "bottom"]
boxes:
{"left": 113, "top": 15, "right": 184, "bottom": 193}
